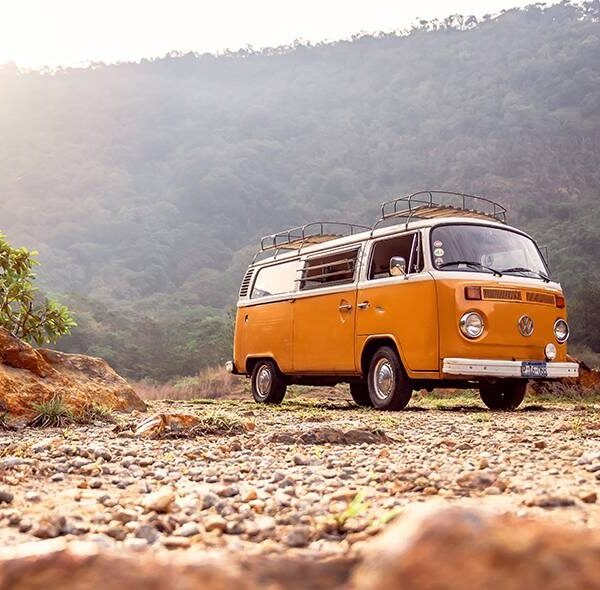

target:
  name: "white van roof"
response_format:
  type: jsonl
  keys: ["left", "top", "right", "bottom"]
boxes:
{"left": 251, "top": 191, "right": 511, "bottom": 267}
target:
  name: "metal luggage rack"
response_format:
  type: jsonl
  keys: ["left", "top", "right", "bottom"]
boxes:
{"left": 253, "top": 221, "right": 370, "bottom": 263}
{"left": 373, "top": 190, "right": 507, "bottom": 232}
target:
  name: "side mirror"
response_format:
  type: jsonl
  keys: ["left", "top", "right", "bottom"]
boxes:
{"left": 389, "top": 256, "right": 406, "bottom": 277}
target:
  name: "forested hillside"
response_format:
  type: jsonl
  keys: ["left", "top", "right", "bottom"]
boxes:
{"left": 1, "top": 2, "right": 599, "bottom": 380}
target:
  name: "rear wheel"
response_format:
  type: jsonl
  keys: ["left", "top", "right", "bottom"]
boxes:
{"left": 479, "top": 380, "right": 527, "bottom": 410}
{"left": 350, "top": 382, "right": 373, "bottom": 407}
{"left": 251, "top": 360, "right": 286, "bottom": 404}
{"left": 367, "top": 346, "right": 412, "bottom": 410}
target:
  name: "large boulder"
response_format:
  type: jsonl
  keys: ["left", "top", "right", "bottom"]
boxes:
{"left": 0, "top": 328, "right": 145, "bottom": 421}
{"left": 353, "top": 505, "right": 600, "bottom": 590}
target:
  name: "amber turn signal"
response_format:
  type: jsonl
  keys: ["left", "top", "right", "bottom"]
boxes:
{"left": 555, "top": 295, "right": 565, "bottom": 309}
{"left": 464, "top": 286, "right": 482, "bottom": 300}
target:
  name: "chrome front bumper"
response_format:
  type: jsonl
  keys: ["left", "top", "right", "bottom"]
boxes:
{"left": 442, "top": 358, "right": 579, "bottom": 379}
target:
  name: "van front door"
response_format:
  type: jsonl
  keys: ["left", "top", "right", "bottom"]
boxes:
{"left": 292, "top": 248, "right": 360, "bottom": 373}
{"left": 356, "top": 233, "right": 438, "bottom": 372}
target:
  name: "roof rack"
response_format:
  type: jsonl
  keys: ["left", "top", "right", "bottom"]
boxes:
{"left": 373, "top": 190, "right": 507, "bottom": 231}
{"left": 253, "top": 221, "right": 370, "bottom": 263}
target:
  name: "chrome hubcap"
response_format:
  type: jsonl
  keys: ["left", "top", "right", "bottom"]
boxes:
{"left": 373, "top": 359, "right": 395, "bottom": 400}
{"left": 256, "top": 365, "right": 272, "bottom": 398}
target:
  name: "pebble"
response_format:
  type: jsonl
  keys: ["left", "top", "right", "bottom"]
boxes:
{"left": 204, "top": 515, "right": 228, "bottom": 532}
{"left": 174, "top": 522, "right": 199, "bottom": 537}
{"left": 283, "top": 526, "right": 312, "bottom": 548}
{"left": 143, "top": 487, "right": 175, "bottom": 513}
{"left": 0, "top": 490, "right": 14, "bottom": 504}
{"left": 162, "top": 536, "right": 191, "bottom": 549}
{"left": 135, "top": 524, "right": 159, "bottom": 544}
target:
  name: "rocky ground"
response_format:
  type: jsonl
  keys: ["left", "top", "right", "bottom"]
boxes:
{"left": 1, "top": 390, "right": 599, "bottom": 562}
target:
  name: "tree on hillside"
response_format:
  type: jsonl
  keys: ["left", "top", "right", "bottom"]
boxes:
{"left": 0, "top": 232, "right": 76, "bottom": 345}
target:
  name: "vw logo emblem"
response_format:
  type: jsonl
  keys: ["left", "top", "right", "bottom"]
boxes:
{"left": 518, "top": 315, "right": 534, "bottom": 337}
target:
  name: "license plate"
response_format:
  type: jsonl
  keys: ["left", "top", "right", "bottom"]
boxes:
{"left": 521, "top": 361, "right": 548, "bottom": 378}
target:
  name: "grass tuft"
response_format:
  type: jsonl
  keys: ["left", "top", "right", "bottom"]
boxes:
{"left": 29, "top": 396, "right": 75, "bottom": 428}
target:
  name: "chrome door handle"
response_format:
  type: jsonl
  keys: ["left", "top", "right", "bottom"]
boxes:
{"left": 338, "top": 303, "right": 353, "bottom": 311}
{"left": 357, "top": 302, "right": 370, "bottom": 309}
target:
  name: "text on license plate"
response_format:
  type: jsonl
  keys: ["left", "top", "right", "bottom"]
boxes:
{"left": 521, "top": 361, "right": 548, "bottom": 378}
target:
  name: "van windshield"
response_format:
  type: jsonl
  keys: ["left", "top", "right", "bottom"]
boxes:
{"left": 430, "top": 224, "right": 549, "bottom": 279}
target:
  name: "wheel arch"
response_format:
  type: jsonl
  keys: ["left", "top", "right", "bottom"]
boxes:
{"left": 360, "top": 336, "right": 407, "bottom": 377}
{"left": 245, "top": 355, "right": 278, "bottom": 375}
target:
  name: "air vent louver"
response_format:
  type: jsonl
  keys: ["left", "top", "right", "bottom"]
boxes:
{"left": 239, "top": 268, "right": 254, "bottom": 298}
{"left": 482, "top": 288, "right": 522, "bottom": 301}
{"left": 526, "top": 292, "right": 555, "bottom": 305}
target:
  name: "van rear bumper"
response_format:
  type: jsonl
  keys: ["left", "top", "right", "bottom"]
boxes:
{"left": 442, "top": 358, "right": 579, "bottom": 379}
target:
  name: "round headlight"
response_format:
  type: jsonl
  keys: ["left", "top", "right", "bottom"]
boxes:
{"left": 460, "top": 312, "right": 484, "bottom": 339}
{"left": 545, "top": 343, "right": 557, "bottom": 361}
{"left": 554, "top": 319, "right": 569, "bottom": 343}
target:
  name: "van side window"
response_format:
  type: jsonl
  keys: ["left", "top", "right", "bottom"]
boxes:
{"left": 300, "top": 248, "right": 359, "bottom": 290}
{"left": 369, "top": 233, "right": 423, "bottom": 279}
{"left": 250, "top": 260, "right": 298, "bottom": 298}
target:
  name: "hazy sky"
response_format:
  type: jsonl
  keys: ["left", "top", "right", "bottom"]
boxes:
{"left": 1, "top": 0, "right": 543, "bottom": 69}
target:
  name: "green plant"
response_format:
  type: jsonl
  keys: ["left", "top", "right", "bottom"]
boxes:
{"left": 79, "top": 401, "right": 115, "bottom": 423}
{"left": 29, "top": 396, "right": 75, "bottom": 428}
{"left": 332, "top": 491, "right": 369, "bottom": 531}
{"left": 0, "top": 232, "right": 76, "bottom": 345}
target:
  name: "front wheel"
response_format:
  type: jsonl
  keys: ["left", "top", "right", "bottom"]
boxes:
{"left": 367, "top": 346, "right": 413, "bottom": 410}
{"left": 251, "top": 360, "right": 286, "bottom": 404}
{"left": 479, "top": 380, "right": 527, "bottom": 410}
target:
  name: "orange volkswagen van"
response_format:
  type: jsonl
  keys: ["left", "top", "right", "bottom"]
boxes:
{"left": 227, "top": 191, "right": 579, "bottom": 410}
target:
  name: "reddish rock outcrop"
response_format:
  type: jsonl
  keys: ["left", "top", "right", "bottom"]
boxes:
{"left": 353, "top": 505, "right": 600, "bottom": 590}
{"left": 0, "top": 328, "right": 145, "bottom": 421}
{"left": 0, "top": 539, "right": 355, "bottom": 590}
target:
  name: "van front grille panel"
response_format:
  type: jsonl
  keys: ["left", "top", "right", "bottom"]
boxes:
{"left": 482, "top": 288, "right": 522, "bottom": 301}
{"left": 526, "top": 291, "right": 555, "bottom": 305}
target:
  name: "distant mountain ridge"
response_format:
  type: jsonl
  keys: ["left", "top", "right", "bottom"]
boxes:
{"left": 1, "top": 2, "right": 598, "bottom": 379}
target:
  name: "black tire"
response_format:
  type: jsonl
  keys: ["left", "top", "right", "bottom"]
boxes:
{"left": 350, "top": 382, "right": 373, "bottom": 407}
{"left": 479, "top": 380, "right": 527, "bottom": 410}
{"left": 367, "top": 346, "right": 413, "bottom": 410}
{"left": 251, "top": 359, "right": 286, "bottom": 404}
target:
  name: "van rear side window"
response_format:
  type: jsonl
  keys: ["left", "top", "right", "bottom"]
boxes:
{"left": 250, "top": 260, "right": 298, "bottom": 299}
{"left": 300, "top": 249, "right": 359, "bottom": 290}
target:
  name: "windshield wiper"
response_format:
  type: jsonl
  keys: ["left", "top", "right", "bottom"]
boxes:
{"left": 500, "top": 267, "right": 550, "bottom": 282}
{"left": 438, "top": 260, "right": 503, "bottom": 277}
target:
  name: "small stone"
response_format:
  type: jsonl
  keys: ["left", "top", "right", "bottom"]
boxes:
{"left": 524, "top": 495, "right": 575, "bottom": 508}
{"left": 204, "top": 515, "right": 227, "bottom": 532}
{"left": 124, "top": 538, "right": 148, "bottom": 551}
{"left": 50, "top": 474, "right": 64, "bottom": 482}
{"left": 533, "top": 441, "right": 547, "bottom": 449}
{"left": 484, "top": 486, "right": 502, "bottom": 495}
{"left": 90, "top": 478, "right": 103, "bottom": 489}
{"left": 216, "top": 485, "right": 238, "bottom": 498}
{"left": 241, "top": 488, "right": 258, "bottom": 503}
{"left": 174, "top": 522, "right": 199, "bottom": 537}
{"left": 0, "top": 490, "right": 14, "bottom": 504}
{"left": 135, "top": 524, "right": 159, "bottom": 544}
{"left": 105, "top": 526, "right": 127, "bottom": 541}
{"left": 162, "top": 536, "right": 191, "bottom": 549}
{"left": 283, "top": 526, "right": 311, "bottom": 548}
{"left": 579, "top": 491, "right": 597, "bottom": 504}
{"left": 200, "top": 492, "right": 219, "bottom": 510}
{"left": 331, "top": 488, "right": 359, "bottom": 502}
{"left": 143, "top": 487, "right": 175, "bottom": 513}
{"left": 24, "top": 491, "right": 41, "bottom": 503}
{"left": 293, "top": 454, "right": 310, "bottom": 466}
